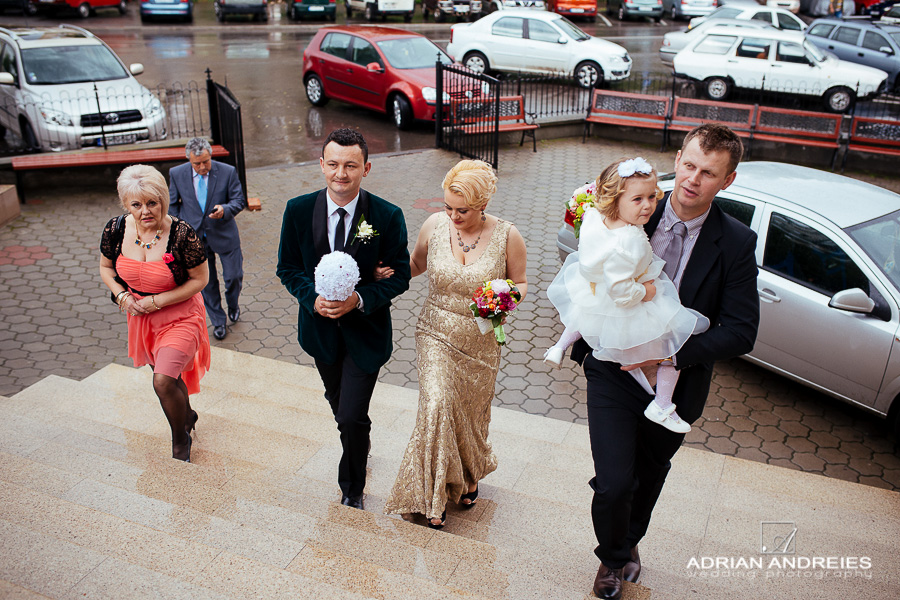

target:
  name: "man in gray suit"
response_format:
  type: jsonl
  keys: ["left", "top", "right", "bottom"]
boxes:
{"left": 169, "top": 137, "right": 246, "bottom": 340}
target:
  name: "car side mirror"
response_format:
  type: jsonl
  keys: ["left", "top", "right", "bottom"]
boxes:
{"left": 558, "top": 36, "right": 568, "bottom": 44}
{"left": 366, "top": 62, "right": 384, "bottom": 73}
{"left": 828, "top": 288, "right": 875, "bottom": 314}
{"left": 130, "top": 63, "right": 144, "bottom": 76}
{"left": 0, "top": 72, "right": 14, "bottom": 85}
{"left": 879, "top": 46, "right": 894, "bottom": 55}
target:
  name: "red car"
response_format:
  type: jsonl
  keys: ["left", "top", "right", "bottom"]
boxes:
{"left": 302, "top": 25, "right": 455, "bottom": 130}
{"left": 31, "top": 0, "right": 127, "bottom": 18}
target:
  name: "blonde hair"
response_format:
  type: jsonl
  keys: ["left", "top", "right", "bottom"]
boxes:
{"left": 594, "top": 158, "right": 663, "bottom": 221}
{"left": 117, "top": 164, "right": 169, "bottom": 214}
{"left": 441, "top": 159, "right": 497, "bottom": 210}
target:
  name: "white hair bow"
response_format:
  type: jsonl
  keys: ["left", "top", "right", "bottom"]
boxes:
{"left": 618, "top": 157, "right": 653, "bottom": 178}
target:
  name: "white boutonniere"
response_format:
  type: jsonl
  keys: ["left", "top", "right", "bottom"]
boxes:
{"left": 352, "top": 215, "right": 378, "bottom": 245}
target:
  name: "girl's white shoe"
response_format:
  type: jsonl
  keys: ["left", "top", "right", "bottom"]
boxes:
{"left": 644, "top": 402, "right": 691, "bottom": 434}
{"left": 543, "top": 347, "right": 563, "bottom": 368}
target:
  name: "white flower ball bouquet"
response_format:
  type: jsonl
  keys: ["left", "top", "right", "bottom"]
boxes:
{"left": 315, "top": 251, "right": 360, "bottom": 301}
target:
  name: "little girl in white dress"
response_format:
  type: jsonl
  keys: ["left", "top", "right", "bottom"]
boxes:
{"left": 544, "top": 157, "right": 709, "bottom": 434}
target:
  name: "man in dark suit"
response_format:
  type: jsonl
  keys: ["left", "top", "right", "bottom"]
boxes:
{"left": 576, "top": 124, "right": 760, "bottom": 599}
{"left": 169, "top": 137, "right": 246, "bottom": 341}
{"left": 276, "top": 129, "right": 411, "bottom": 511}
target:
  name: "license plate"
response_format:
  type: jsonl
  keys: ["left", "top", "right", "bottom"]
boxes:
{"left": 454, "top": 6, "right": 469, "bottom": 12}
{"left": 569, "top": 7, "right": 583, "bottom": 12}
{"left": 102, "top": 133, "right": 138, "bottom": 146}
{"left": 639, "top": 5, "right": 651, "bottom": 10}
{"left": 309, "top": 5, "right": 324, "bottom": 9}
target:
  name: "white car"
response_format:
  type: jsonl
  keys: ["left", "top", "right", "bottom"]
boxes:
{"left": 557, "top": 162, "right": 900, "bottom": 437}
{"left": 690, "top": 2, "right": 806, "bottom": 30}
{"left": 764, "top": 0, "right": 799, "bottom": 13}
{"left": 446, "top": 9, "right": 632, "bottom": 88}
{"left": 484, "top": 0, "right": 545, "bottom": 10}
{"left": 660, "top": 18, "right": 774, "bottom": 64}
{"left": 0, "top": 25, "right": 166, "bottom": 152}
{"left": 672, "top": 26, "right": 887, "bottom": 111}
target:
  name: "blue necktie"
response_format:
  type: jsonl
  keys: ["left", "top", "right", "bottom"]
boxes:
{"left": 197, "top": 175, "right": 207, "bottom": 213}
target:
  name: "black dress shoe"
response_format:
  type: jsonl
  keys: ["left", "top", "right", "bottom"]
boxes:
{"left": 213, "top": 325, "right": 227, "bottom": 340}
{"left": 623, "top": 546, "right": 641, "bottom": 583}
{"left": 228, "top": 307, "right": 240, "bottom": 323}
{"left": 340, "top": 494, "right": 364, "bottom": 510}
{"left": 592, "top": 564, "right": 623, "bottom": 600}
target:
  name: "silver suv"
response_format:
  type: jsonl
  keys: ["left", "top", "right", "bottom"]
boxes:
{"left": 0, "top": 25, "right": 166, "bottom": 152}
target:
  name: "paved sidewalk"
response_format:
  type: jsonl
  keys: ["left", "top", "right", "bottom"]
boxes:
{"left": 1, "top": 136, "right": 899, "bottom": 491}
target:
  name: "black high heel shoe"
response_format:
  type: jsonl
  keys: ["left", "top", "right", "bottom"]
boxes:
{"left": 173, "top": 435, "right": 192, "bottom": 463}
{"left": 427, "top": 510, "right": 447, "bottom": 529}
{"left": 185, "top": 410, "right": 199, "bottom": 435}
{"left": 460, "top": 486, "right": 479, "bottom": 508}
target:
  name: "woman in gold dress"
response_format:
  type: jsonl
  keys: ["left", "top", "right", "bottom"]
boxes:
{"left": 385, "top": 159, "right": 527, "bottom": 528}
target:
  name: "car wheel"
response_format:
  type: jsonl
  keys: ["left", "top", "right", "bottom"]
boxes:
{"left": 463, "top": 51, "right": 489, "bottom": 74}
{"left": 606, "top": 1, "right": 613, "bottom": 15}
{"left": 329, "top": 10, "right": 336, "bottom": 20}
{"left": 305, "top": 74, "right": 329, "bottom": 107}
{"left": 118, "top": 0, "right": 126, "bottom": 14}
{"left": 77, "top": 2, "right": 90, "bottom": 17}
{"left": 185, "top": 9, "right": 192, "bottom": 22}
{"left": 403, "top": 11, "right": 412, "bottom": 21}
{"left": 0, "top": 124, "right": 6, "bottom": 138}
{"left": 391, "top": 95, "right": 413, "bottom": 130}
{"left": 24, "top": 0, "right": 37, "bottom": 15}
{"left": 215, "top": 3, "right": 224, "bottom": 20}
{"left": 434, "top": 8, "right": 446, "bottom": 22}
{"left": 140, "top": 11, "right": 148, "bottom": 21}
{"left": 345, "top": 1, "right": 352, "bottom": 17}
{"left": 824, "top": 86, "right": 854, "bottom": 113}
{"left": 365, "top": 2, "right": 375, "bottom": 20}
{"left": 704, "top": 76, "right": 731, "bottom": 101}
{"left": 574, "top": 60, "right": 602, "bottom": 89}
{"left": 618, "top": 5, "right": 625, "bottom": 20}
{"left": 21, "top": 120, "right": 39, "bottom": 152}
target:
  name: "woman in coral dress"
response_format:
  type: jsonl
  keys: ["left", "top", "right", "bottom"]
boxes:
{"left": 99, "top": 165, "right": 211, "bottom": 462}
{"left": 385, "top": 160, "right": 528, "bottom": 529}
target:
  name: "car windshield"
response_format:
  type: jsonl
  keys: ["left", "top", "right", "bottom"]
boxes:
{"left": 377, "top": 37, "right": 451, "bottom": 69}
{"left": 553, "top": 17, "right": 590, "bottom": 41}
{"left": 846, "top": 210, "right": 900, "bottom": 291}
{"left": 21, "top": 45, "right": 128, "bottom": 85}
{"left": 803, "top": 40, "right": 827, "bottom": 62}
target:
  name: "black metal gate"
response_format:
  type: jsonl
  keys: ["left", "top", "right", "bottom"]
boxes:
{"left": 206, "top": 70, "right": 247, "bottom": 203}
{"left": 435, "top": 61, "right": 501, "bottom": 170}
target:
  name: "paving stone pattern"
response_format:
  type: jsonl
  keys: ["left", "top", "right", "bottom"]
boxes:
{"left": 1, "top": 137, "right": 899, "bottom": 491}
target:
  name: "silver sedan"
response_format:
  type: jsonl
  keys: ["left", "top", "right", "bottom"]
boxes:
{"left": 556, "top": 162, "right": 900, "bottom": 435}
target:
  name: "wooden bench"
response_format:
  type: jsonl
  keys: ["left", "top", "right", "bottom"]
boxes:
{"left": 449, "top": 95, "right": 539, "bottom": 152}
{"left": 667, "top": 97, "right": 757, "bottom": 148}
{"left": 12, "top": 144, "right": 230, "bottom": 202}
{"left": 841, "top": 115, "right": 900, "bottom": 171}
{"left": 752, "top": 106, "right": 843, "bottom": 168}
{"left": 583, "top": 89, "right": 670, "bottom": 148}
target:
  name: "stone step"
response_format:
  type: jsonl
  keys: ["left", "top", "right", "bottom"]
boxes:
{"left": 0, "top": 372, "right": 608, "bottom": 599}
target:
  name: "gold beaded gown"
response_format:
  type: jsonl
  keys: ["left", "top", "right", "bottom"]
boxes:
{"left": 385, "top": 214, "right": 512, "bottom": 520}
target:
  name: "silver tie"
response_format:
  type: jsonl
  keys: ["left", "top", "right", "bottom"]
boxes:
{"left": 661, "top": 221, "right": 687, "bottom": 281}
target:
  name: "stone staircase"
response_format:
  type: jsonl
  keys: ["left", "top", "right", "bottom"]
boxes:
{"left": 1, "top": 348, "right": 898, "bottom": 599}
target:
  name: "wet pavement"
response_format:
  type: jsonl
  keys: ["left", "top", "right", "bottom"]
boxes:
{"left": 1, "top": 136, "right": 899, "bottom": 493}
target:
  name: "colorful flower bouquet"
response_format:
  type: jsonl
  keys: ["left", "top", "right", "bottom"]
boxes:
{"left": 469, "top": 278, "right": 522, "bottom": 345}
{"left": 566, "top": 181, "right": 597, "bottom": 239}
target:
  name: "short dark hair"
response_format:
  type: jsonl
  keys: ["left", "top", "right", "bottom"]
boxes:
{"left": 322, "top": 128, "right": 368, "bottom": 163}
{"left": 682, "top": 124, "right": 743, "bottom": 174}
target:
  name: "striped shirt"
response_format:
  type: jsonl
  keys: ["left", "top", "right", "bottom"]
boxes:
{"left": 649, "top": 194, "right": 711, "bottom": 290}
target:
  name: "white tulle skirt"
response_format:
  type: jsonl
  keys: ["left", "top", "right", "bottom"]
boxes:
{"left": 547, "top": 251, "right": 709, "bottom": 364}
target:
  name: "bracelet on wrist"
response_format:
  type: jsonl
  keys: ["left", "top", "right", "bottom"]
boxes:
{"left": 150, "top": 295, "right": 160, "bottom": 311}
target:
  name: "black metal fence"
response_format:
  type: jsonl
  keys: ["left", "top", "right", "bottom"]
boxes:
{"left": 0, "top": 80, "right": 209, "bottom": 155}
{"left": 207, "top": 71, "right": 247, "bottom": 203}
{"left": 476, "top": 70, "right": 900, "bottom": 124}
{"left": 436, "top": 61, "right": 501, "bottom": 169}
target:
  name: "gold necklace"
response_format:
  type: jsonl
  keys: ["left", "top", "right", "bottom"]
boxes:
{"left": 135, "top": 228, "right": 162, "bottom": 250}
